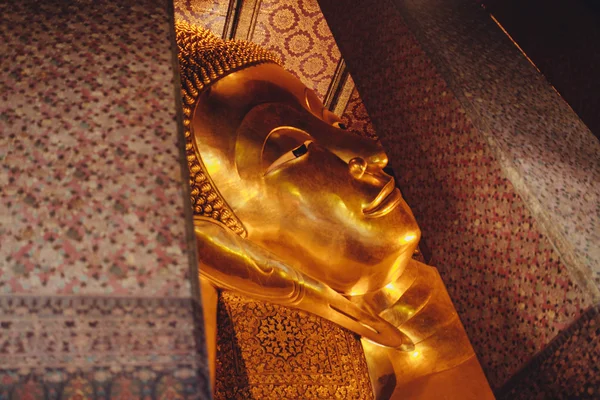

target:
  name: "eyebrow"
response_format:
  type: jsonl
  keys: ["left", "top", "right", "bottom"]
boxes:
{"left": 263, "top": 126, "right": 314, "bottom": 143}
{"left": 261, "top": 127, "right": 314, "bottom": 170}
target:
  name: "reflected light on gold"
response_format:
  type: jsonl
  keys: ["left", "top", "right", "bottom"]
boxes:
{"left": 176, "top": 22, "right": 493, "bottom": 399}
{"left": 402, "top": 233, "right": 417, "bottom": 243}
{"left": 201, "top": 149, "right": 224, "bottom": 176}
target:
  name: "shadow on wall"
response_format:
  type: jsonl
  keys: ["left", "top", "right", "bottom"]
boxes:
{"left": 481, "top": 0, "right": 600, "bottom": 140}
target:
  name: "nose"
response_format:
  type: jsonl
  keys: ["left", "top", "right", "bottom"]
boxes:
{"left": 348, "top": 157, "right": 368, "bottom": 179}
{"left": 349, "top": 155, "right": 395, "bottom": 193}
{"left": 369, "top": 149, "right": 389, "bottom": 170}
{"left": 349, "top": 156, "right": 394, "bottom": 183}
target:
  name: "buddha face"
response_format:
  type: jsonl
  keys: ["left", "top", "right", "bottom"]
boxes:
{"left": 191, "top": 63, "right": 420, "bottom": 295}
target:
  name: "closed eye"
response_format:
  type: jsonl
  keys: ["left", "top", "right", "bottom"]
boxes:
{"left": 265, "top": 140, "right": 312, "bottom": 175}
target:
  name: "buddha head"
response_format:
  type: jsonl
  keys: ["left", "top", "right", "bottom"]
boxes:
{"left": 177, "top": 22, "right": 420, "bottom": 296}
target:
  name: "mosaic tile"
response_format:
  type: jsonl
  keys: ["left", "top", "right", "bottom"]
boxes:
{"left": 342, "top": 82, "right": 379, "bottom": 141}
{"left": 0, "top": 296, "right": 210, "bottom": 399}
{"left": 251, "top": 0, "right": 341, "bottom": 99}
{"left": 174, "top": 0, "right": 228, "bottom": 36}
{"left": 395, "top": 0, "right": 600, "bottom": 291}
{"left": 0, "top": 0, "right": 192, "bottom": 298}
{"left": 318, "top": 0, "right": 595, "bottom": 388}
{"left": 498, "top": 304, "right": 600, "bottom": 400}
{"left": 481, "top": 0, "right": 600, "bottom": 140}
{"left": 1, "top": 0, "right": 209, "bottom": 396}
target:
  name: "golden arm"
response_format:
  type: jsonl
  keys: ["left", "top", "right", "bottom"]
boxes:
{"left": 194, "top": 216, "right": 414, "bottom": 350}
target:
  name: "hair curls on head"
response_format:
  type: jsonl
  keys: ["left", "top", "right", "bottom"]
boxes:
{"left": 176, "top": 22, "right": 281, "bottom": 236}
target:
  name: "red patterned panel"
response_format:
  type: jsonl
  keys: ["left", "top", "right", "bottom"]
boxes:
{"left": 252, "top": 0, "right": 341, "bottom": 99}
{"left": 174, "top": 0, "right": 228, "bottom": 35}
{"left": 342, "top": 84, "right": 379, "bottom": 141}
{"left": 318, "top": 0, "right": 594, "bottom": 388}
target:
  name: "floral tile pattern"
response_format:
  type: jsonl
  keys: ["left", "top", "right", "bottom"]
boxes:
{"left": 498, "top": 305, "right": 600, "bottom": 400}
{"left": 174, "top": 0, "right": 228, "bottom": 36}
{"left": 318, "top": 0, "right": 596, "bottom": 389}
{"left": 251, "top": 0, "right": 341, "bottom": 99}
{"left": 0, "top": 0, "right": 209, "bottom": 396}
{"left": 0, "top": 296, "right": 210, "bottom": 399}
{"left": 341, "top": 83, "right": 379, "bottom": 141}
{"left": 395, "top": 0, "right": 600, "bottom": 290}
{"left": 1, "top": 0, "right": 192, "bottom": 298}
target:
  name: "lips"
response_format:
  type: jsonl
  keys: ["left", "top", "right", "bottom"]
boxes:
{"left": 363, "top": 179, "right": 402, "bottom": 218}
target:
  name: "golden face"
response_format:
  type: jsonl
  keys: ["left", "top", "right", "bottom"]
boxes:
{"left": 192, "top": 63, "right": 420, "bottom": 295}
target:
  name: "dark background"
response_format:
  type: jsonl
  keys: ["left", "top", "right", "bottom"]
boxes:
{"left": 480, "top": 0, "right": 600, "bottom": 140}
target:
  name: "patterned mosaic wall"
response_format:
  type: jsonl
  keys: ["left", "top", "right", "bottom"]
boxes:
{"left": 0, "top": 297, "right": 207, "bottom": 399}
{"left": 318, "top": 0, "right": 597, "bottom": 390}
{"left": 1, "top": 0, "right": 209, "bottom": 397}
{"left": 251, "top": 0, "right": 341, "bottom": 99}
{"left": 481, "top": 0, "right": 600, "bottom": 140}
{"left": 397, "top": 0, "right": 600, "bottom": 291}
{"left": 341, "top": 80, "right": 379, "bottom": 141}
{"left": 498, "top": 305, "right": 600, "bottom": 400}
{"left": 2, "top": 0, "right": 192, "bottom": 299}
{"left": 174, "top": 0, "right": 228, "bottom": 36}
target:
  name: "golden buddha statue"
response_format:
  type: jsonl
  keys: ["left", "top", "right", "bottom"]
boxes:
{"left": 176, "top": 22, "right": 493, "bottom": 399}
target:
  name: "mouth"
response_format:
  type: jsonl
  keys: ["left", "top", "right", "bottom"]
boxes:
{"left": 363, "top": 179, "right": 402, "bottom": 218}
